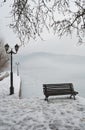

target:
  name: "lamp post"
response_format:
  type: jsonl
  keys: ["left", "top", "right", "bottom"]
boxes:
{"left": 4, "top": 44, "right": 19, "bottom": 95}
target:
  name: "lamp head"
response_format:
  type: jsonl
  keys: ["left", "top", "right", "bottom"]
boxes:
{"left": 4, "top": 44, "right": 9, "bottom": 52}
{"left": 15, "top": 44, "right": 19, "bottom": 52}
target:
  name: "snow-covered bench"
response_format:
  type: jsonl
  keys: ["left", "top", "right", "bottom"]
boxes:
{"left": 43, "top": 83, "right": 78, "bottom": 101}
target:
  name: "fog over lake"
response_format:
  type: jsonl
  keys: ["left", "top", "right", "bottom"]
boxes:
{"left": 14, "top": 52, "right": 85, "bottom": 98}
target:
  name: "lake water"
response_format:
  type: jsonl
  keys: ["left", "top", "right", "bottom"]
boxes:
{"left": 16, "top": 53, "right": 85, "bottom": 98}
{"left": 22, "top": 65, "right": 85, "bottom": 98}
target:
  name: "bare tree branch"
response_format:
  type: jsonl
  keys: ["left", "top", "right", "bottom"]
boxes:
{"left": 1, "top": 0, "right": 85, "bottom": 44}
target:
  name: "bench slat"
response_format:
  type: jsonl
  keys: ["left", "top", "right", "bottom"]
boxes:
{"left": 43, "top": 85, "right": 71, "bottom": 87}
{"left": 47, "top": 92, "right": 72, "bottom": 96}
{"left": 43, "top": 87, "right": 71, "bottom": 89}
{"left": 43, "top": 83, "right": 72, "bottom": 86}
{"left": 46, "top": 88, "right": 70, "bottom": 90}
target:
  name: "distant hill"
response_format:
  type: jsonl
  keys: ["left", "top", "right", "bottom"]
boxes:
{"left": 18, "top": 52, "right": 85, "bottom": 65}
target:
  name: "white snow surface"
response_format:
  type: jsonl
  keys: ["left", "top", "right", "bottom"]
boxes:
{"left": 0, "top": 72, "right": 20, "bottom": 98}
{"left": 0, "top": 72, "right": 85, "bottom": 130}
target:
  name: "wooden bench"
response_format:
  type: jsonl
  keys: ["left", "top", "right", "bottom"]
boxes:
{"left": 43, "top": 83, "right": 78, "bottom": 101}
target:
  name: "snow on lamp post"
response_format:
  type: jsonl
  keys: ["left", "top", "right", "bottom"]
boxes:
{"left": 4, "top": 44, "right": 19, "bottom": 95}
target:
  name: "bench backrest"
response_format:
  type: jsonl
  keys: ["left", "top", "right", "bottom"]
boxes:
{"left": 43, "top": 83, "right": 74, "bottom": 95}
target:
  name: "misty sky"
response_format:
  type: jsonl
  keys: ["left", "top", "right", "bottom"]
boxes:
{"left": 0, "top": 1, "right": 85, "bottom": 56}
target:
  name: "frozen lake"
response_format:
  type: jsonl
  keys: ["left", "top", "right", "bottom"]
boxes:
{"left": 16, "top": 52, "right": 85, "bottom": 98}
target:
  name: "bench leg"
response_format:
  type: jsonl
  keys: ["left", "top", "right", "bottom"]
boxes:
{"left": 45, "top": 96, "right": 48, "bottom": 101}
{"left": 73, "top": 95, "right": 76, "bottom": 100}
{"left": 70, "top": 94, "right": 72, "bottom": 99}
{"left": 70, "top": 94, "right": 76, "bottom": 100}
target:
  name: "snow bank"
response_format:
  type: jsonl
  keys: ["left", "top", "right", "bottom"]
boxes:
{"left": 0, "top": 72, "right": 20, "bottom": 98}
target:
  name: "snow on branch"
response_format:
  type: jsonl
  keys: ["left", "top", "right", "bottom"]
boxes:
{"left": 2, "top": 0, "right": 85, "bottom": 44}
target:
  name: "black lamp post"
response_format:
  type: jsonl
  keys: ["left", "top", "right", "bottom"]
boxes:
{"left": 4, "top": 44, "right": 19, "bottom": 95}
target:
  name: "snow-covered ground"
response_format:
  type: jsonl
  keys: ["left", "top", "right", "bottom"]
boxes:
{"left": 0, "top": 72, "right": 85, "bottom": 130}
{"left": 0, "top": 72, "right": 20, "bottom": 98}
